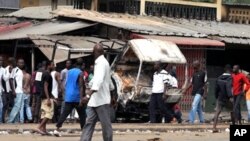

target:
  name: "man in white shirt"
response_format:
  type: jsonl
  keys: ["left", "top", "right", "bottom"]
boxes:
{"left": 80, "top": 43, "right": 114, "bottom": 141}
{"left": 149, "top": 61, "right": 173, "bottom": 123}
{"left": 1, "top": 57, "right": 15, "bottom": 123}
{"left": 8, "top": 59, "right": 25, "bottom": 123}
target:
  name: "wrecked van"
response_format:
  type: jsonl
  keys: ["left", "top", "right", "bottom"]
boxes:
{"left": 111, "top": 39, "right": 187, "bottom": 121}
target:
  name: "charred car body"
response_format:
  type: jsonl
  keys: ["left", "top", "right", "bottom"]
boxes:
{"left": 111, "top": 39, "right": 187, "bottom": 121}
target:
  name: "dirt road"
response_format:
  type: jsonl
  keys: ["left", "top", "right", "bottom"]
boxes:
{"left": 0, "top": 123, "right": 230, "bottom": 141}
{"left": 0, "top": 131, "right": 229, "bottom": 141}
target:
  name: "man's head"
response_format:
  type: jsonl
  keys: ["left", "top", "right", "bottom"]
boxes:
{"left": 0, "top": 56, "right": 3, "bottom": 67}
{"left": 41, "top": 61, "right": 47, "bottom": 69}
{"left": 224, "top": 64, "right": 232, "bottom": 73}
{"left": 81, "top": 63, "right": 86, "bottom": 71}
{"left": 46, "top": 61, "right": 54, "bottom": 72}
{"left": 193, "top": 60, "right": 200, "bottom": 70}
{"left": 76, "top": 58, "right": 83, "bottom": 68}
{"left": 233, "top": 65, "right": 240, "bottom": 73}
{"left": 93, "top": 43, "right": 104, "bottom": 60}
{"left": 90, "top": 65, "right": 94, "bottom": 73}
{"left": 154, "top": 61, "right": 161, "bottom": 71}
{"left": 8, "top": 57, "right": 16, "bottom": 67}
{"left": 17, "top": 59, "right": 25, "bottom": 70}
{"left": 65, "top": 60, "right": 71, "bottom": 69}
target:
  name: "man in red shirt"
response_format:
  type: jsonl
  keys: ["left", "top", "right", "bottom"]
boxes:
{"left": 232, "top": 65, "right": 250, "bottom": 125}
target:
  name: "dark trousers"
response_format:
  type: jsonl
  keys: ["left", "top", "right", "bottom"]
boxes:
{"left": 56, "top": 102, "right": 86, "bottom": 129}
{"left": 1, "top": 92, "right": 14, "bottom": 123}
{"left": 80, "top": 104, "right": 112, "bottom": 141}
{"left": 233, "top": 93, "right": 243, "bottom": 123}
{"left": 31, "top": 93, "right": 41, "bottom": 122}
{"left": 53, "top": 101, "right": 61, "bottom": 123}
{"left": 149, "top": 93, "right": 172, "bottom": 123}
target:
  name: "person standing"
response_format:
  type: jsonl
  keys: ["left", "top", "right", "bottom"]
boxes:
{"left": 245, "top": 74, "right": 250, "bottom": 123}
{"left": 8, "top": 59, "right": 25, "bottom": 123}
{"left": 213, "top": 65, "right": 233, "bottom": 132}
{"left": 0, "top": 56, "right": 4, "bottom": 123}
{"left": 184, "top": 60, "right": 207, "bottom": 124}
{"left": 60, "top": 60, "right": 73, "bottom": 118}
{"left": 51, "top": 65, "right": 61, "bottom": 123}
{"left": 2, "top": 57, "right": 15, "bottom": 123}
{"left": 54, "top": 58, "right": 86, "bottom": 136}
{"left": 149, "top": 62, "right": 173, "bottom": 123}
{"left": 232, "top": 65, "right": 250, "bottom": 125}
{"left": 32, "top": 61, "right": 47, "bottom": 123}
{"left": 36, "top": 61, "right": 54, "bottom": 135}
{"left": 20, "top": 67, "right": 33, "bottom": 123}
{"left": 80, "top": 43, "right": 114, "bottom": 141}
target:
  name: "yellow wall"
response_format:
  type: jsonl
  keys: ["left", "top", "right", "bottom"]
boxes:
{"left": 20, "top": 0, "right": 39, "bottom": 8}
{"left": 20, "top": 0, "right": 68, "bottom": 8}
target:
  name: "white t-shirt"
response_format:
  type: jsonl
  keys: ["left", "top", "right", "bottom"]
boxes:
{"left": 171, "top": 76, "right": 178, "bottom": 88}
{"left": 3, "top": 66, "right": 11, "bottom": 93}
{"left": 11, "top": 67, "right": 23, "bottom": 94}
{"left": 152, "top": 70, "right": 172, "bottom": 93}
{"left": 88, "top": 55, "right": 114, "bottom": 107}
{"left": 51, "top": 71, "right": 59, "bottom": 99}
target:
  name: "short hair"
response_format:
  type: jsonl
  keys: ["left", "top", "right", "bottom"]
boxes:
{"left": 76, "top": 58, "right": 83, "bottom": 67}
{"left": 224, "top": 64, "right": 231, "bottom": 72}
{"left": 46, "top": 61, "right": 53, "bottom": 67}
{"left": 41, "top": 61, "right": 47, "bottom": 67}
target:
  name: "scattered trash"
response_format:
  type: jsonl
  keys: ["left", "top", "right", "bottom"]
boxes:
{"left": 147, "top": 138, "right": 163, "bottom": 141}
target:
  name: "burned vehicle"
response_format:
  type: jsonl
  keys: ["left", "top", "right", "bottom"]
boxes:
{"left": 111, "top": 39, "right": 187, "bottom": 121}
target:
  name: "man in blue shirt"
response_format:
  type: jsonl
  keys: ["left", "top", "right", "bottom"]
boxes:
{"left": 54, "top": 58, "right": 86, "bottom": 136}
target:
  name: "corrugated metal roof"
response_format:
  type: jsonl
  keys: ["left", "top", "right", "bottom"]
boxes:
{"left": 0, "top": 0, "right": 19, "bottom": 9}
{"left": 128, "top": 39, "right": 187, "bottom": 64}
{"left": 29, "top": 35, "right": 125, "bottom": 63}
{"left": 134, "top": 34, "right": 225, "bottom": 47}
{"left": 7, "top": 6, "right": 73, "bottom": 20}
{"left": 0, "top": 21, "right": 32, "bottom": 33}
{"left": 0, "top": 21, "right": 96, "bottom": 40}
{"left": 53, "top": 9, "right": 250, "bottom": 44}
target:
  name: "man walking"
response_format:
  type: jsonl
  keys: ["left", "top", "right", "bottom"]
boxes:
{"left": 149, "top": 62, "right": 173, "bottom": 123}
{"left": 8, "top": 59, "right": 25, "bottom": 123}
{"left": 33, "top": 61, "right": 47, "bottom": 123}
{"left": 80, "top": 43, "right": 114, "bottom": 141}
{"left": 36, "top": 61, "right": 54, "bottom": 135}
{"left": 232, "top": 65, "right": 250, "bottom": 125}
{"left": 51, "top": 65, "right": 61, "bottom": 123}
{"left": 184, "top": 60, "right": 207, "bottom": 124}
{"left": 54, "top": 58, "right": 86, "bottom": 136}
{"left": 213, "top": 65, "right": 233, "bottom": 132}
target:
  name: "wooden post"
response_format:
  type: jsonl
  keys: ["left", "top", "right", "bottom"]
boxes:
{"left": 216, "top": 0, "right": 222, "bottom": 21}
{"left": 91, "top": 0, "right": 98, "bottom": 11}
{"left": 140, "top": 0, "right": 146, "bottom": 15}
{"left": 31, "top": 46, "right": 35, "bottom": 72}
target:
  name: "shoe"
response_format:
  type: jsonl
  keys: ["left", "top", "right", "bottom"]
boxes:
{"left": 53, "top": 130, "right": 62, "bottom": 137}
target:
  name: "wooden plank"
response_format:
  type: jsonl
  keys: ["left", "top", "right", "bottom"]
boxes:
{"left": 20, "top": 0, "right": 39, "bottom": 8}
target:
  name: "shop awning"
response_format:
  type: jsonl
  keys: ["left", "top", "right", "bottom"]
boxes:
{"left": 132, "top": 34, "right": 225, "bottom": 49}
{"left": 29, "top": 35, "right": 124, "bottom": 64}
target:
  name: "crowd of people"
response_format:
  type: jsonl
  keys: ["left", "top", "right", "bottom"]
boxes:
{"left": 1, "top": 43, "right": 250, "bottom": 140}
{"left": 0, "top": 44, "right": 113, "bottom": 141}
{"left": 149, "top": 60, "right": 250, "bottom": 133}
